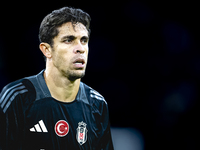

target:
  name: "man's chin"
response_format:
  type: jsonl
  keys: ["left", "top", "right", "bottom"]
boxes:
{"left": 67, "top": 71, "right": 85, "bottom": 81}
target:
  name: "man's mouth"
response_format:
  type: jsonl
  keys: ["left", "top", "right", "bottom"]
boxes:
{"left": 74, "top": 58, "right": 85, "bottom": 64}
{"left": 73, "top": 58, "right": 86, "bottom": 68}
{"left": 74, "top": 59, "right": 85, "bottom": 64}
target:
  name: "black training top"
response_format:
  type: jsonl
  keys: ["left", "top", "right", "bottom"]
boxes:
{"left": 0, "top": 70, "right": 113, "bottom": 150}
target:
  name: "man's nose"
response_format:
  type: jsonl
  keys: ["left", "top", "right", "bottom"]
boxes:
{"left": 74, "top": 42, "right": 85, "bottom": 54}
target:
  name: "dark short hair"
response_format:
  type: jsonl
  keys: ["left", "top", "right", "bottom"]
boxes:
{"left": 39, "top": 7, "right": 91, "bottom": 47}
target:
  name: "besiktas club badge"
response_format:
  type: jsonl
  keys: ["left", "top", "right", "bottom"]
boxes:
{"left": 76, "top": 121, "right": 87, "bottom": 145}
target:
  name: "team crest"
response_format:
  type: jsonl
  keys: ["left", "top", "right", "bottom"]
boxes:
{"left": 76, "top": 121, "right": 87, "bottom": 145}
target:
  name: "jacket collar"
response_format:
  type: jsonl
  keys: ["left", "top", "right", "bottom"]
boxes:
{"left": 35, "top": 70, "right": 88, "bottom": 104}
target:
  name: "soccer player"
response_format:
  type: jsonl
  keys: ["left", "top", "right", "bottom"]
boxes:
{"left": 0, "top": 7, "right": 114, "bottom": 150}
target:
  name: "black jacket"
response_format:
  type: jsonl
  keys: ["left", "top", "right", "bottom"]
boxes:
{"left": 0, "top": 70, "right": 113, "bottom": 150}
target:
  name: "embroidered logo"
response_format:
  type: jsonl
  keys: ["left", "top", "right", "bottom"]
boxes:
{"left": 30, "top": 120, "right": 48, "bottom": 133}
{"left": 76, "top": 121, "right": 87, "bottom": 145}
{"left": 55, "top": 120, "right": 69, "bottom": 137}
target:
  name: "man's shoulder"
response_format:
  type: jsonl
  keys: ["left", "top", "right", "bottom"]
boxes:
{"left": 0, "top": 77, "right": 36, "bottom": 113}
{"left": 81, "top": 82, "right": 107, "bottom": 105}
{"left": 81, "top": 82, "right": 109, "bottom": 117}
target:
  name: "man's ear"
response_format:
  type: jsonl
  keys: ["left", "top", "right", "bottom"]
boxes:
{"left": 39, "top": 43, "right": 52, "bottom": 59}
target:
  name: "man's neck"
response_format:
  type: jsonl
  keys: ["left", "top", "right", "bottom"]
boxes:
{"left": 44, "top": 67, "right": 80, "bottom": 103}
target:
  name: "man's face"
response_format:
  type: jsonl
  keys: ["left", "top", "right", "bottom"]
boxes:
{"left": 51, "top": 22, "right": 89, "bottom": 81}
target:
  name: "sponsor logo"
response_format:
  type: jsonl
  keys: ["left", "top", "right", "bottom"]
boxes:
{"left": 76, "top": 121, "right": 87, "bottom": 145}
{"left": 30, "top": 120, "right": 48, "bottom": 133}
{"left": 55, "top": 120, "right": 69, "bottom": 137}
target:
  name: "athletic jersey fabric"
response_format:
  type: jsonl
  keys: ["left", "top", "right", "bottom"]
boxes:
{"left": 0, "top": 70, "right": 113, "bottom": 150}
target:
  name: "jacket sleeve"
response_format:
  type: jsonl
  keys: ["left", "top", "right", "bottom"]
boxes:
{"left": 0, "top": 107, "right": 5, "bottom": 150}
{"left": 99, "top": 102, "right": 114, "bottom": 150}
{"left": 89, "top": 86, "right": 114, "bottom": 150}
{"left": 0, "top": 84, "right": 26, "bottom": 150}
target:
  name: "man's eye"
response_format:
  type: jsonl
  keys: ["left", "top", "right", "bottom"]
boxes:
{"left": 81, "top": 39, "right": 88, "bottom": 44}
{"left": 64, "top": 39, "right": 72, "bottom": 43}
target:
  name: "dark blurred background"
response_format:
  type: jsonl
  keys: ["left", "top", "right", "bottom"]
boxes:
{"left": 0, "top": 0, "right": 199, "bottom": 149}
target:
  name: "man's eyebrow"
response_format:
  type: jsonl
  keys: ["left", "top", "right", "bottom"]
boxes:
{"left": 61, "top": 35, "right": 76, "bottom": 40}
{"left": 61, "top": 35, "right": 89, "bottom": 40}
{"left": 81, "top": 36, "right": 89, "bottom": 40}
